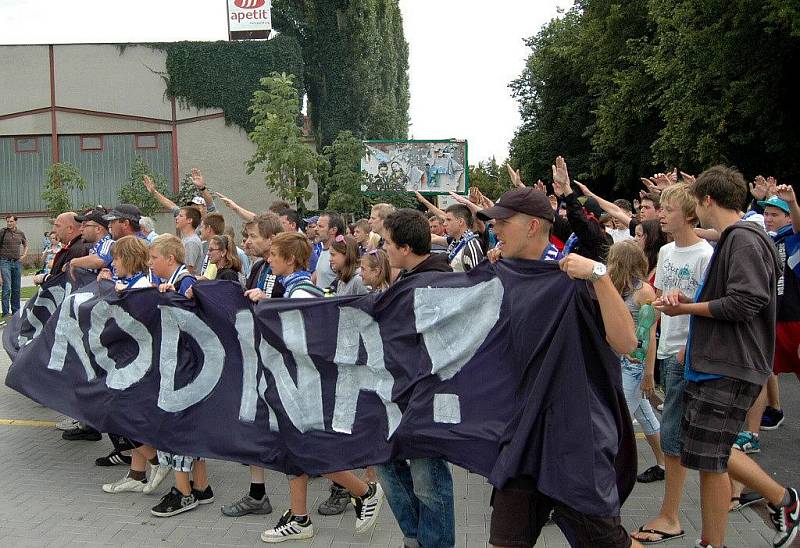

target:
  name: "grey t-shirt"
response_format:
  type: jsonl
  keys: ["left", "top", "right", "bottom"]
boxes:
{"left": 182, "top": 233, "right": 204, "bottom": 273}
{"left": 336, "top": 274, "right": 368, "bottom": 296}
{"left": 315, "top": 247, "right": 337, "bottom": 289}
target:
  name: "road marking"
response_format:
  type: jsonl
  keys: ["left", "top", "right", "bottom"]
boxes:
{"left": 0, "top": 418, "right": 56, "bottom": 428}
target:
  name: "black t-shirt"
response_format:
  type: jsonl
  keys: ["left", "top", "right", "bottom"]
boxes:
{"left": 216, "top": 267, "right": 242, "bottom": 284}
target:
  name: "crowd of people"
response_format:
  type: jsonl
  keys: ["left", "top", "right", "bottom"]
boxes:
{"left": 7, "top": 158, "right": 800, "bottom": 548}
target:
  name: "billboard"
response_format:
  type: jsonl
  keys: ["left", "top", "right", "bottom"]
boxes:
{"left": 227, "top": 0, "right": 272, "bottom": 40}
{"left": 361, "top": 140, "right": 468, "bottom": 195}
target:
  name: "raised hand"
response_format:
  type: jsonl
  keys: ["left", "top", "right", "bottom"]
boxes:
{"left": 574, "top": 180, "right": 593, "bottom": 197}
{"left": 469, "top": 186, "right": 481, "bottom": 204}
{"left": 668, "top": 168, "right": 679, "bottom": 184}
{"left": 633, "top": 198, "right": 640, "bottom": 210}
{"left": 143, "top": 174, "right": 156, "bottom": 193}
{"left": 549, "top": 194, "right": 558, "bottom": 210}
{"left": 213, "top": 191, "right": 236, "bottom": 209}
{"left": 190, "top": 168, "right": 205, "bottom": 189}
{"left": 640, "top": 177, "right": 658, "bottom": 193}
{"left": 506, "top": 164, "right": 526, "bottom": 188}
{"left": 767, "top": 176, "right": 779, "bottom": 197}
{"left": 652, "top": 172, "right": 673, "bottom": 190}
{"left": 534, "top": 179, "right": 547, "bottom": 194}
{"left": 680, "top": 171, "right": 696, "bottom": 184}
{"left": 776, "top": 184, "right": 797, "bottom": 204}
{"left": 551, "top": 156, "right": 572, "bottom": 196}
{"left": 750, "top": 176, "right": 769, "bottom": 200}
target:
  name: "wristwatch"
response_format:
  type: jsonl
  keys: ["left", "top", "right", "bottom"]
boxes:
{"left": 589, "top": 262, "right": 607, "bottom": 282}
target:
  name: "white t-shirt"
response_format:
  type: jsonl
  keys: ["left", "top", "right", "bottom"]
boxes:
{"left": 654, "top": 239, "right": 714, "bottom": 358}
{"left": 314, "top": 246, "right": 337, "bottom": 289}
{"left": 606, "top": 227, "right": 634, "bottom": 243}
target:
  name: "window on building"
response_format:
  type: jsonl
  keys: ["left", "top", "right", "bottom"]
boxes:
{"left": 80, "top": 135, "right": 104, "bottom": 151}
{"left": 135, "top": 134, "right": 158, "bottom": 149}
{"left": 14, "top": 137, "right": 38, "bottom": 153}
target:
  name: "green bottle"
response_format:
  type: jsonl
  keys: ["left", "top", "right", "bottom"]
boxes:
{"left": 629, "top": 303, "right": 656, "bottom": 362}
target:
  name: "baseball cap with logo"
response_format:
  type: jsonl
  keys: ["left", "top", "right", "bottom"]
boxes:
{"left": 103, "top": 204, "right": 142, "bottom": 222}
{"left": 188, "top": 196, "right": 206, "bottom": 207}
{"left": 75, "top": 207, "right": 109, "bottom": 229}
{"left": 477, "top": 187, "right": 555, "bottom": 223}
{"left": 758, "top": 195, "right": 791, "bottom": 214}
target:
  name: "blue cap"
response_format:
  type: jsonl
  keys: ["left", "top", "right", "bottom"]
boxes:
{"left": 758, "top": 195, "right": 790, "bottom": 214}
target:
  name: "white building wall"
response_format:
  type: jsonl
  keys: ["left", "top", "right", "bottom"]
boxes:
{"left": 0, "top": 46, "right": 50, "bottom": 114}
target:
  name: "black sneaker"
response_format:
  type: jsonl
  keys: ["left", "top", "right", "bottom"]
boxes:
{"left": 761, "top": 406, "right": 785, "bottom": 431}
{"left": 95, "top": 451, "right": 132, "bottom": 467}
{"left": 189, "top": 480, "right": 215, "bottom": 505}
{"left": 62, "top": 426, "right": 102, "bottom": 441}
{"left": 150, "top": 486, "right": 198, "bottom": 517}
{"left": 317, "top": 483, "right": 350, "bottom": 515}
{"left": 769, "top": 487, "right": 799, "bottom": 547}
{"left": 637, "top": 465, "right": 665, "bottom": 483}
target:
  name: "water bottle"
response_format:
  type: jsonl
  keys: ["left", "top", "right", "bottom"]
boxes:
{"left": 629, "top": 303, "right": 656, "bottom": 362}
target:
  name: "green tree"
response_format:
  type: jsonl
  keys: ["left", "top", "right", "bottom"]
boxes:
{"left": 41, "top": 163, "right": 86, "bottom": 219}
{"left": 321, "top": 131, "right": 368, "bottom": 215}
{"left": 468, "top": 157, "right": 514, "bottom": 200}
{"left": 247, "top": 72, "right": 323, "bottom": 208}
{"left": 118, "top": 157, "right": 172, "bottom": 217}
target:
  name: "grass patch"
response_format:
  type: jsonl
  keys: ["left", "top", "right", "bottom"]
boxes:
{"left": 21, "top": 286, "right": 39, "bottom": 300}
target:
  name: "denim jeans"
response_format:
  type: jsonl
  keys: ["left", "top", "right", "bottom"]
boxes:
{"left": 660, "top": 355, "right": 687, "bottom": 456}
{"left": 375, "top": 458, "right": 455, "bottom": 548}
{"left": 0, "top": 258, "right": 22, "bottom": 315}
{"left": 620, "top": 357, "right": 661, "bottom": 436}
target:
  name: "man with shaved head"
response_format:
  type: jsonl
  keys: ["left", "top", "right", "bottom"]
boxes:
{"left": 33, "top": 212, "right": 90, "bottom": 285}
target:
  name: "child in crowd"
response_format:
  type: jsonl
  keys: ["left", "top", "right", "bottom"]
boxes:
{"left": 101, "top": 236, "right": 172, "bottom": 496}
{"left": 330, "top": 234, "right": 368, "bottom": 296}
{"left": 206, "top": 234, "right": 243, "bottom": 284}
{"left": 360, "top": 249, "right": 391, "bottom": 292}
{"left": 352, "top": 219, "right": 371, "bottom": 256}
{"left": 607, "top": 240, "right": 666, "bottom": 484}
{"left": 147, "top": 234, "right": 214, "bottom": 517}
{"left": 259, "top": 231, "right": 383, "bottom": 543}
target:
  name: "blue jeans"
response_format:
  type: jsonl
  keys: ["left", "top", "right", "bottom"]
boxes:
{"left": 375, "top": 458, "right": 455, "bottom": 548}
{"left": 0, "top": 258, "right": 22, "bottom": 315}
{"left": 660, "top": 355, "right": 687, "bottom": 456}
{"left": 621, "top": 357, "right": 661, "bottom": 436}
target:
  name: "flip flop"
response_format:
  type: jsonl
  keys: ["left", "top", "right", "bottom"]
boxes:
{"left": 730, "top": 492, "right": 765, "bottom": 512}
{"left": 633, "top": 526, "right": 686, "bottom": 544}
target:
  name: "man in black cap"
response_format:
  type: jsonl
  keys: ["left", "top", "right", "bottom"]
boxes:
{"left": 103, "top": 204, "right": 143, "bottom": 242}
{"left": 477, "top": 186, "right": 640, "bottom": 548}
{"left": 68, "top": 207, "right": 114, "bottom": 274}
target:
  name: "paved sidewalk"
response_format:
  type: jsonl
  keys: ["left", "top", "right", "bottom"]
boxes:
{"left": 0, "top": 343, "right": 784, "bottom": 547}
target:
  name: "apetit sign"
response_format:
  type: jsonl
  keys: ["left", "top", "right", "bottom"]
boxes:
{"left": 227, "top": 0, "right": 272, "bottom": 40}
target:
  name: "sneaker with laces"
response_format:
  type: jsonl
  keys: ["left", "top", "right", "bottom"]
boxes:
{"left": 61, "top": 426, "right": 102, "bottom": 441}
{"left": 352, "top": 481, "right": 383, "bottom": 534}
{"left": 732, "top": 431, "right": 760, "bottom": 454}
{"left": 95, "top": 451, "right": 132, "bottom": 467}
{"left": 102, "top": 474, "right": 147, "bottom": 494}
{"left": 317, "top": 483, "right": 350, "bottom": 515}
{"left": 636, "top": 465, "right": 665, "bottom": 483}
{"left": 150, "top": 486, "right": 198, "bottom": 517}
{"left": 143, "top": 463, "right": 171, "bottom": 495}
{"left": 221, "top": 493, "right": 272, "bottom": 516}
{"left": 189, "top": 481, "right": 215, "bottom": 505}
{"left": 761, "top": 406, "right": 785, "bottom": 431}
{"left": 260, "top": 510, "right": 314, "bottom": 543}
{"left": 769, "top": 487, "right": 799, "bottom": 547}
{"left": 55, "top": 417, "right": 79, "bottom": 431}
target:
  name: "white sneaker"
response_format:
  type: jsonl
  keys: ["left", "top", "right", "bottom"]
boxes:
{"left": 353, "top": 482, "right": 384, "bottom": 534}
{"left": 143, "top": 463, "right": 171, "bottom": 495}
{"left": 56, "top": 417, "right": 79, "bottom": 431}
{"left": 102, "top": 475, "right": 146, "bottom": 493}
{"left": 261, "top": 510, "right": 314, "bottom": 543}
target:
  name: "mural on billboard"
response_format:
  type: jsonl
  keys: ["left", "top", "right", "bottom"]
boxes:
{"left": 361, "top": 140, "right": 467, "bottom": 194}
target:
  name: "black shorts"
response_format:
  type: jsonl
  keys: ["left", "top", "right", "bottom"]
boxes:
{"left": 489, "top": 477, "right": 631, "bottom": 548}
{"left": 680, "top": 377, "right": 762, "bottom": 473}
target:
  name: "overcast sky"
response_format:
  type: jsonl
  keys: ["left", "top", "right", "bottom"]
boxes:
{"left": 0, "top": 0, "right": 564, "bottom": 163}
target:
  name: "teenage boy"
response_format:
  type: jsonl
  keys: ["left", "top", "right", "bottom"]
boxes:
{"left": 311, "top": 212, "right": 345, "bottom": 290}
{"left": 478, "top": 187, "right": 639, "bottom": 548}
{"left": 378, "top": 208, "right": 454, "bottom": 548}
{"left": 197, "top": 212, "right": 225, "bottom": 279}
{"left": 175, "top": 207, "right": 203, "bottom": 274}
{"left": 441, "top": 204, "right": 484, "bottom": 272}
{"left": 654, "top": 166, "right": 798, "bottom": 548}
{"left": 632, "top": 183, "right": 714, "bottom": 545}
{"left": 221, "top": 213, "right": 284, "bottom": 518}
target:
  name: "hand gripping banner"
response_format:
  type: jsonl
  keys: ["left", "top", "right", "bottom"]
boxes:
{"left": 4, "top": 261, "right": 635, "bottom": 517}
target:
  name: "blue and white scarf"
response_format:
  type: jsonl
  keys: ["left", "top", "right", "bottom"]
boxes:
{"left": 279, "top": 270, "right": 314, "bottom": 297}
{"left": 448, "top": 230, "right": 478, "bottom": 263}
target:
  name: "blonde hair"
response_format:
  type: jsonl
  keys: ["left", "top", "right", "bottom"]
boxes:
{"left": 659, "top": 183, "right": 698, "bottom": 224}
{"left": 371, "top": 203, "right": 395, "bottom": 220}
{"left": 270, "top": 232, "right": 312, "bottom": 271}
{"left": 361, "top": 249, "right": 391, "bottom": 291}
{"left": 110, "top": 235, "right": 149, "bottom": 275}
{"left": 367, "top": 231, "right": 382, "bottom": 250}
{"left": 607, "top": 240, "right": 649, "bottom": 297}
{"left": 150, "top": 234, "right": 185, "bottom": 264}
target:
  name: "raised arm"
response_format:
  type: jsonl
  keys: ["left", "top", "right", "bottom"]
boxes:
{"left": 143, "top": 175, "right": 178, "bottom": 211}
{"left": 213, "top": 192, "right": 256, "bottom": 221}
{"left": 190, "top": 168, "right": 216, "bottom": 211}
{"left": 574, "top": 181, "right": 632, "bottom": 226}
{"left": 776, "top": 185, "right": 800, "bottom": 234}
{"left": 414, "top": 191, "right": 446, "bottom": 218}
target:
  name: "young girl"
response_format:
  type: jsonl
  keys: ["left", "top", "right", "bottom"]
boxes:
{"left": 360, "top": 249, "right": 391, "bottom": 293}
{"left": 207, "top": 234, "right": 243, "bottom": 284}
{"left": 329, "top": 234, "right": 368, "bottom": 296}
{"left": 634, "top": 219, "right": 669, "bottom": 284}
{"left": 101, "top": 236, "right": 172, "bottom": 495}
{"left": 146, "top": 234, "right": 214, "bottom": 516}
{"left": 260, "top": 231, "right": 383, "bottom": 543}
{"left": 607, "top": 240, "right": 666, "bottom": 482}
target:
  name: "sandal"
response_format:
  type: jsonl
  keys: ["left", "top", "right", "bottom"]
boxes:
{"left": 633, "top": 526, "right": 686, "bottom": 544}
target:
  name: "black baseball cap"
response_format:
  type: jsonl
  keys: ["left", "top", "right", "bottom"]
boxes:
{"left": 75, "top": 207, "right": 109, "bottom": 229}
{"left": 103, "top": 204, "right": 142, "bottom": 222}
{"left": 477, "top": 187, "right": 555, "bottom": 223}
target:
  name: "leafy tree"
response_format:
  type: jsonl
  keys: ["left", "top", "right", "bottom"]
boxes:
{"left": 247, "top": 72, "right": 323, "bottom": 208}
{"left": 118, "top": 157, "right": 172, "bottom": 217}
{"left": 468, "top": 157, "right": 515, "bottom": 200}
{"left": 41, "top": 163, "right": 86, "bottom": 219}
{"left": 321, "top": 131, "right": 368, "bottom": 214}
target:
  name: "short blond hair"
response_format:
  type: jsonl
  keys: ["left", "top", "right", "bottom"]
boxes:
{"left": 371, "top": 203, "right": 395, "bottom": 220}
{"left": 150, "top": 234, "right": 185, "bottom": 264}
{"left": 659, "top": 183, "right": 698, "bottom": 224}
{"left": 270, "top": 232, "right": 312, "bottom": 271}
{"left": 111, "top": 235, "right": 149, "bottom": 275}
